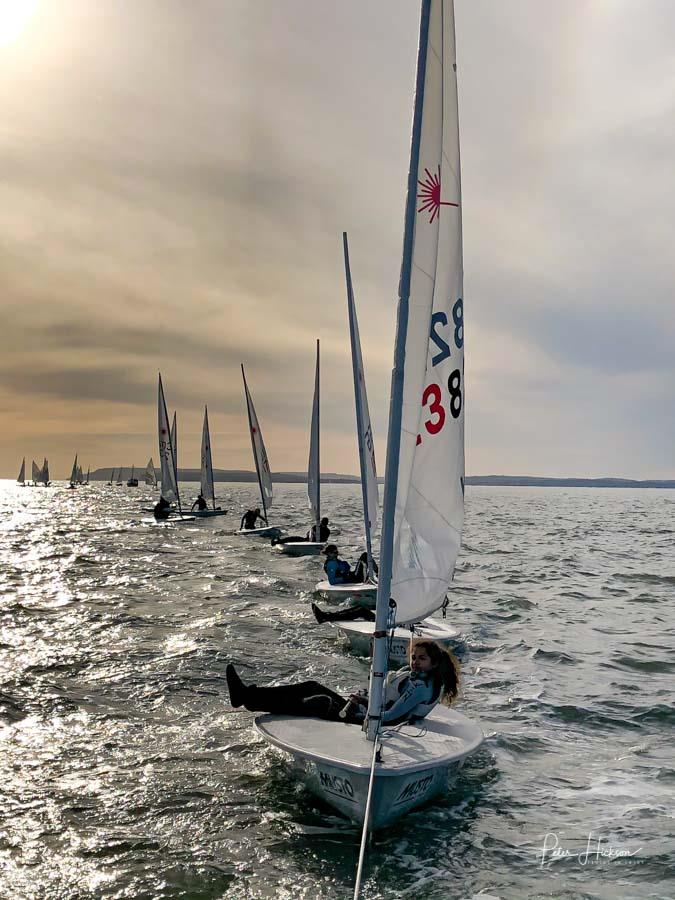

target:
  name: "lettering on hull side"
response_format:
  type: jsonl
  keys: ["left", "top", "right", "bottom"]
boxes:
{"left": 393, "top": 774, "right": 435, "bottom": 807}
{"left": 319, "top": 771, "right": 356, "bottom": 803}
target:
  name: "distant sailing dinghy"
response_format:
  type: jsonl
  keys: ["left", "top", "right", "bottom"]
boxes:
{"left": 155, "top": 374, "right": 194, "bottom": 523}
{"left": 126, "top": 464, "right": 139, "bottom": 487}
{"left": 274, "top": 340, "right": 324, "bottom": 556}
{"left": 40, "top": 459, "right": 51, "bottom": 486}
{"left": 144, "top": 458, "right": 158, "bottom": 488}
{"left": 190, "top": 406, "right": 227, "bottom": 518}
{"left": 17, "top": 458, "right": 26, "bottom": 486}
{"left": 237, "top": 366, "right": 281, "bottom": 538}
{"left": 315, "top": 234, "right": 378, "bottom": 603}
{"left": 31, "top": 460, "right": 40, "bottom": 486}
{"left": 256, "top": 0, "right": 482, "bottom": 835}
{"left": 68, "top": 454, "right": 78, "bottom": 489}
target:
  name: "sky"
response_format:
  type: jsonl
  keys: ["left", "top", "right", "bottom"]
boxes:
{"left": 2, "top": 0, "right": 675, "bottom": 480}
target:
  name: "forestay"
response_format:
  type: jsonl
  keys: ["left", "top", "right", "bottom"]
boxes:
{"left": 391, "top": 0, "right": 464, "bottom": 626}
{"left": 307, "top": 340, "right": 321, "bottom": 532}
{"left": 242, "top": 366, "right": 273, "bottom": 517}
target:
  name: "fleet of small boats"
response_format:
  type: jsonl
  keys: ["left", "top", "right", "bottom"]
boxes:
{"left": 256, "top": 0, "right": 483, "bottom": 861}
{"left": 9, "top": 5, "right": 482, "bottom": 885}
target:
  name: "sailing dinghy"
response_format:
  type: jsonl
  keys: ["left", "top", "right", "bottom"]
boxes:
{"left": 255, "top": 0, "right": 482, "bottom": 834}
{"left": 144, "top": 458, "right": 158, "bottom": 487}
{"left": 31, "top": 460, "right": 40, "bottom": 486}
{"left": 238, "top": 366, "right": 281, "bottom": 537}
{"left": 190, "top": 406, "right": 227, "bottom": 518}
{"left": 126, "top": 464, "right": 138, "bottom": 487}
{"left": 274, "top": 340, "right": 325, "bottom": 556}
{"left": 39, "top": 459, "right": 50, "bottom": 486}
{"left": 17, "top": 458, "right": 26, "bottom": 486}
{"left": 68, "top": 454, "right": 78, "bottom": 489}
{"left": 155, "top": 375, "right": 194, "bottom": 523}
{"left": 315, "top": 234, "right": 378, "bottom": 604}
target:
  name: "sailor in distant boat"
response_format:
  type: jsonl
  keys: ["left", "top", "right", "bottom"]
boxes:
{"left": 321, "top": 546, "right": 378, "bottom": 585}
{"left": 192, "top": 493, "right": 208, "bottom": 512}
{"left": 272, "top": 516, "right": 330, "bottom": 546}
{"left": 225, "top": 639, "right": 459, "bottom": 726}
{"left": 153, "top": 497, "right": 171, "bottom": 520}
{"left": 240, "top": 507, "right": 266, "bottom": 530}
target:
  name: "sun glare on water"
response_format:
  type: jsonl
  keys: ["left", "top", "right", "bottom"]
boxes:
{"left": 0, "top": 0, "right": 40, "bottom": 48}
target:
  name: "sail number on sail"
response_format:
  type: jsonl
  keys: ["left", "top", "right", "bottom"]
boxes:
{"left": 417, "top": 297, "right": 463, "bottom": 445}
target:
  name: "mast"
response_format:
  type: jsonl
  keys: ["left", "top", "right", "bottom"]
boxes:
{"left": 343, "top": 232, "right": 377, "bottom": 581}
{"left": 365, "top": 0, "right": 432, "bottom": 742}
{"left": 241, "top": 365, "right": 267, "bottom": 522}
{"left": 307, "top": 340, "right": 321, "bottom": 538}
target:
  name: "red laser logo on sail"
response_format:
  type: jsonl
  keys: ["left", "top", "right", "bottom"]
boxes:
{"left": 417, "top": 165, "right": 458, "bottom": 223}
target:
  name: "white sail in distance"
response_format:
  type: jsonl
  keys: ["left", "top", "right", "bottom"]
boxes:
{"left": 158, "top": 375, "right": 178, "bottom": 503}
{"left": 390, "top": 0, "right": 465, "bottom": 625}
{"left": 17, "top": 458, "right": 25, "bottom": 484}
{"left": 41, "top": 459, "right": 50, "bottom": 485}
{"left": 307, "top": 340, "right": 321, "bottom": 533}
{"left": 200, "top": 406, "right": 215, "bottom": 506}
{"left": 241, "top": 366, "right": 273, "bottom": 517}
{"left": 344, "top": 233, "right": 379, "bottom": 575}
{"left": 32, "top": 461, "right": 40, "bottom": 483}
{"left": 145, "top": 458, "right": 157, "bottom": 487}
{"left": 170, "top": 412, "right": 177, "bottom": 477}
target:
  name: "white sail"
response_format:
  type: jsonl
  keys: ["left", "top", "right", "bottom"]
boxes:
{"left": 200, "top": 406, "right": 215, "bottom": 506}
{"left": 77, "top": 464, "right": 83, "bottom": 484}
{"left": 307, "top": 340, "right": 321, "bottom": 532}
{"left": 41, "top": 459, "right": 50, "bottom": 484}
{"left": 170, "top": 412, "right": 177, "bottom": 478}
{"left": 144, "top": 458, "right": 157, "bottom": 487}
{"left": 70, "top": 456, "right": 77, "bottom": 484}
{"left": 389, "top": 0, "right": 464, "bottom": 626}
{"left": 158, "top": 375, "right": 179, "bottom": 503}
{"left": 344, "top": 233, "right": 379, "bottom": 576}
{"left": 85, "top": 466, "right": 90, "bottom": 485}
{"left": 241, "top": 366, "right": 273, "bottom": 516}
{"left": 32, "top": 460, "right": 40, "bottom": 483}
{"left": 17, "top": 458, "right": 25, "bottom": 483}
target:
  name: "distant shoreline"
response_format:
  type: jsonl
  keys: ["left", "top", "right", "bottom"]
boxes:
{"left": 81, "top": 469, "right": 675, "bottom": 489}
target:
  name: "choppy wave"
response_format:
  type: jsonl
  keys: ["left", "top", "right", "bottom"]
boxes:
{"left": 1, "top": 481, "right": 673, "bottom": 899}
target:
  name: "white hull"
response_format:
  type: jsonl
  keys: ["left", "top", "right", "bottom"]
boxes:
{"left": 148, "top": 515, "right": 196, "bottom": 524}
{"left": 314, "top": 581, "right": 377, "bottom": 605}
{"left": 189, "top": 508, "right": 228, "bottom": 518}
{"left": 273, "top": 541, "right": 324, "bottom": 557}
{"left": 238, "top": 525, "right": 283, "bottom": 538}
{"left": 335, "top": 618, "right": 461, "bottom": 664}
{"left": 255, "top": 706, "right": 482, "bottom": 828}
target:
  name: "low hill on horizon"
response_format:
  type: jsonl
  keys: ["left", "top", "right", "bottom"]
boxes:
{"left": 88, "top": 469, "right": 675, "bottom": 489}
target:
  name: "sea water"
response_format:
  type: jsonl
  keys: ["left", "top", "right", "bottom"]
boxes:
{"left": 1, "top": 482, "right": 673, "bottom": 899}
